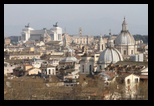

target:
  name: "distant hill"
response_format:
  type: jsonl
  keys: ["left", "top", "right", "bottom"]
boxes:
{"left": 133, "top": 35, "right": 148, "bottom": 44}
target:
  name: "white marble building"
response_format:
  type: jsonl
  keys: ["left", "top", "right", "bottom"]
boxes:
{"left": 4, "top": 62, "right": 18, "bottom": 76}
{"left": 21, "top": 22, "right": 62, "bottom": 42}
{"left": 80, "top": 53, "right": 100, "bottom": 74}
{"left": 98, "top": 35, "right": 106, "bottom": 52}
{"left": 124, "top": 74, "right": 140, "bottom": 97}
{"left": 41, "top": 65, "right": 56, "bottom": 76}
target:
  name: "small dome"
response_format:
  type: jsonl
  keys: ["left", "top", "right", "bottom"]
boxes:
{"left": 60, "top": 56, "right": 77, "bottom": 63}
{"left": 60, "top": 47, "right": 77, "bottom": 63}
{"left": 98, "top": 47, "right": 123, "bottom": 64}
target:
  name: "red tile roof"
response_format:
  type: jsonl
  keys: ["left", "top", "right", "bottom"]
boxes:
{"left": 140, "top": 75, "right": 148, "bottom": 79}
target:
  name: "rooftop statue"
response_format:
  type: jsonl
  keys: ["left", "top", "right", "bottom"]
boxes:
{"left": 53, "top": 22, "right": 58, "bottom": 27}
{"left": 25, "top": 23, "right": 30, "bottom": 28}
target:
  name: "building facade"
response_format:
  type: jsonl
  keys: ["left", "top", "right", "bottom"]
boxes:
{"left": 21, "top": 23, "right": 62, "bottom": 42}
{"left": 4, "top": 37, "right": 11, "bottom": 45}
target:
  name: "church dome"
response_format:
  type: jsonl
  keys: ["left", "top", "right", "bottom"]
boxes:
{"left": 60, "top": 47, "right": 77, "bottom": 63}
{"left": 115, "top": 18, "right": 135, "bottom": 45}
{"left": 115, "top": 31, "right": 135, "bottom": 45}
{"left": 98, "top": 47, "right": 123, "bottom": 64}
{"left": 60, "top": 56, "right": 77, "bottom": 63}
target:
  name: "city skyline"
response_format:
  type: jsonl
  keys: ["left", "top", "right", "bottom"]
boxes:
{"left": 4, "top": 4, "right": 148, "bottom": 36}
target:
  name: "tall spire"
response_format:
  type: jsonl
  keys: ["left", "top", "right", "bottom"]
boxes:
{"left": 79, "top": 27, "right": 82, "bottom": 37}
{"left": 87, "top": 35, "right": 88, "bottom": 45}
{"left": 107, "top": 29, "right": 114, "bottom": 48}
{"left": 122, "top": 17, "right": 128, "bottom": 31}
{"left": 109, "top": 29, "right": 112, "bottom": 40}
{"left": 63, "top": 34, "right": 67, "bottom": 47}
{"left": 100, "top": 34, "right": 102, "bottom": 43}
{"left": 99, "top": 34, "right": 103, "bottom": 51}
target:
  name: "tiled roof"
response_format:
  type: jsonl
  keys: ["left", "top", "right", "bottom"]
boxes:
{"left": 103, "top": 71, "right": 116, "bottom": 80}
{"left": 41, "top": 64, "right": 56, "bottom": 68}
{"left": 140, "top": 75, "right": 148, "bottom": 79}
{"left": 60, "top": 56, "right": 77, "bottom": 63}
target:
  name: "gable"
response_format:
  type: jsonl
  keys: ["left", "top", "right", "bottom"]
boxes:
{"left": 141, "top": 67, "right": 148, "bottom": 72}
{"left": 125, "top": 74, "right": 139, "bottom": 80}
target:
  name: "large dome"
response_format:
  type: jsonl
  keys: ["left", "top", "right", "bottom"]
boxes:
{"left": 98, "top": 47, "right": 123, "bottom": 64}
{"left": 115, "top": 31, "right": 135, "bottom": 45}
{"left": 115, "top": 18, "right": 135, "bottom": 45}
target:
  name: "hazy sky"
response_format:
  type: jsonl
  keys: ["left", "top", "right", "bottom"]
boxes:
{"left": 4, "top": 4, "right": 148, "bottom": 36}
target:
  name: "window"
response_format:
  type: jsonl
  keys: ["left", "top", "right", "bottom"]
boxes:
{"left": 50, "top": 34, "right": 54, "bottom": 38}
{"left": 52, "top": 69, "right": 54, "bottom": 75}
{"left": 127, "top": 79, "right": 130, "bottom": 84}
{"left": 102, "top": 44, "right": 103, "bottom": 50}
{"left": 82, "top": 46, "right": 85, "bottom": 52}
{"left": 89, "top": 65, "right": 92, "bottom": 74}
{"left": 135, "top": 78, "right": 138, "bottom": 83}
{"left": 44, "top": 69, "right": 47, "bottom": 74}
{"left": 49, "top": 69, "right": 51, "bottom": 74}
{"left": 106, "top": 82, "right": 109, "bottom": 85}
{"left": 100, "top": 65, "right": 102, "bottom": 70}
{"left": 82, "top": 65, "right": 84, "bottom": 72}
{"left": 131, "top": 50, "right": 133, "bottom": 54}
{"left": 58, "top": 34, "right": 61, "bottom": 40}
{"left": 124, "top": 50, "right": 127, "bottom": 55}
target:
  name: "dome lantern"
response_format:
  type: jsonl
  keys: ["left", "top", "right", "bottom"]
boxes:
{"left": 122, "top": 17, "right": 128, "bottom": 31}
{"left": 115, "top": 18, "right": 135, "bottom": 45}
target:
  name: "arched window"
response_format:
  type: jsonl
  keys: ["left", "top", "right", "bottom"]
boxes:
{"left": 89, "top": 65, "right": 92, "bottom": 74}
{"left": 49, "top": 69, "right": 51, "bottom": 74}
{"left": 82, "top": 46, "right": 85, "bottom": 52}
{"left": 124, "top": 50, "right": 127, "bottom": 55}
{"left": 52, "top": 69, "right": 54, "bottom": 75}
{"left": 131, "top": 50, "right": 133, "bottom": 54}
{"left": 135, "top": 78, "right": 138, "bottom": 83}
{"left": 127, "top": 79, "right": 130, "bottom": 84}
{"left": 82, "top": 65, "right": 84, "bottom": 72}
{"left": 102, "top": 44, "right": 103, "bottom": 50}
{"left": 100, "top": 65, "right": 102, "bottom": 70}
